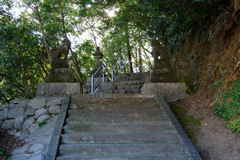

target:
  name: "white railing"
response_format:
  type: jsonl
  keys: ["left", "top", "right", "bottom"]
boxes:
{"left": 112, "top": 57, "right": 124, "bottom": 82}
{"left": 91, "top": 63, "right": 104, "bottom": 94}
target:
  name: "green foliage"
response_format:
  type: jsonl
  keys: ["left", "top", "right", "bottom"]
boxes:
{"left": 110, "top": 0, "right": 231, "bottom": 52}
{"left": 213, "top": 81, "right": 221, "bottom": 86}
{"left": 38, "top": 121, "right": 46, "bottom": 127}
{"left": 227, "top": 118, "right": 240, "bottom": 133}
{"left": 0, "top": 6, "right": 48, "bottom": 104}
{"left": 214, "top": 79, "right": 240, "bottom": 120}
{"left": 0, "top": 148, "right": 10, "bottom": 158}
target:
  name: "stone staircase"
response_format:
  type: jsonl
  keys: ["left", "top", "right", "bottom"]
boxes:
{"left": 56, "top": 94, "right": 200, "bottom": 160}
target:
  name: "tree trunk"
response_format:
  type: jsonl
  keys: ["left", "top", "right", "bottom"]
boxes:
{"left": 35, "top": 7, "right": 51, "bottom": 64}
{"left": 135, "top": 47, "right": 138, "bottom": 72}
{"left": 139, "top": 47, "right": 142, "bottom": 72}
{"left": 70, "top": 48, "right": 84, "bottom": 94}
{"left": 125, "top": 26, "right": 133, "bottom": 73}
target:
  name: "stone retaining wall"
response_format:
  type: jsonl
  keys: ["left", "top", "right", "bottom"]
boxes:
{"left": 0, "top": 97, "right": 63, "bottom": 137}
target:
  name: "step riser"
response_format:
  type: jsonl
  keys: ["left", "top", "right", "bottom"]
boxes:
{"left": 68, "top": 109, "right": 166, "bottom": 117}
{"left": 69, "top": 103, "right": 160, "bottom": 110}
{"left": 59, "top": 144, "right": 185, "bottom": 156}
{"left": 71, "top": 98, "right": 155, "bottom": 104}
{"left": 62, "top": 134, "right": 180, "bottom": 144}
{"left": 63, "top": 125, "right": 176, "bottom": 134}
{"left": 66, "top": 117, "right": 170, "bottom": 125}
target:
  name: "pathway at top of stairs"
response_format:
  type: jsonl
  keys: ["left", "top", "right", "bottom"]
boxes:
{"left": 56, "top": 94, "right": 198, "bottom": 160}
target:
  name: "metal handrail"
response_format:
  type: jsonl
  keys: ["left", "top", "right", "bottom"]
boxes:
{"left": 112, "top": 57, "right": 124, "bottom": 82}
{"left": 91, "top": 63, "right": 105, "bottom": 94}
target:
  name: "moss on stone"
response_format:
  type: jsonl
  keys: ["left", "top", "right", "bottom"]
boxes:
{"left": 185, "top": 128, "right": 196, "bottom": 141}
{"left": 171, "top": 105, "right": 187, "bottom": 114}
{"left": 185, "top": 116, "right": 201, "bottom": 127}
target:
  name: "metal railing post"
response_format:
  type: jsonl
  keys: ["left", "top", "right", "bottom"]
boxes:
{"left": 112, "top": 70, "right": 114, "bottom": 82}
{"left": 102, "top": 64, "right": 105, "bottom": 82}
{"left": 123, "top": 60, "right": 125, "bottom": 73}
{"left": 91, "top": 74, "right": 93, "bottom": 94}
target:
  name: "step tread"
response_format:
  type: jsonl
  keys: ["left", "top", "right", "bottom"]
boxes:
{"left": 59, "top": 143, "right": 186, "bottom": 156}
{"left": 66, "top": 117, "right": 170, "bottom": 125}
{"left": 61, "top": 133, "right": 180, "bottom": 144}
{"left": 63, "top": 124, "right": 176, "bottom": 134}
{"left": 68, "top": 109, "right": 165, "bottom": 117}
{"left": 69, "top": 103, "right": 160, "bottom": 110}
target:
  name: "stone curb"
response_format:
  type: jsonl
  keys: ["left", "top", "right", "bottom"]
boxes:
{"left": 44, "top": 96, "right": 70, "bottom": 160}
{"left": 155, "top": 95, "right": 202, "bottom": 160}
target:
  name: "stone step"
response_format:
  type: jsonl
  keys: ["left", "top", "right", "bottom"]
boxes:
{"left": 71, "top": 94, "right": 154, "bottom": 99}
{"left": 68, "top": 109, "right": 166, "bottom": 117}
{"left": 57, "top": 156, "right": 192, "bottom": 160}
{"left": 71, "top": 98, "right": 155, "bottom": 104}
{"left": 59, "top": 144, "right": 185, "bottom": 156}
{"left": 69, "top": 103, "right": 160, "bottom": 110}
{"left": 61, "top": 133, "right": 180, "bottom": 144}
{"left": 66, "top": 117, "right": 171, "bottom": 125}
{"left": 63, "top": 125, "right": 176, "bottom": 134}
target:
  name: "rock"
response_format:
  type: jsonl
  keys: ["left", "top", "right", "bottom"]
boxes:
{"left": 0, "top": 104, "right": 9, "bottom": 108}
{"left": 27, "top": 98, "right": 46, "bottom": 109}
{"left": 49, "top": 106, "right": 60, "bottom": 113}
{"left": 14, "top": 115, "right": 27, "bottom": 129}
{"left": 9, "top": 103, "right": 18, "bottom": 108}
{"left": 1, "top": 120, "right": 14, "bottom": 129}
{"left": 28, "top": 123, "right": 39, "bottom": 133}
{"left": 8, "top": 129, "right": 16, "bottom": 135}
{"left": 28, "top": 143, "right": 45, "bottom": 155}
{"left": 12, "top": 98, "right": 22, "bottom": 104}
{"left": 17, "top": 100, "right": 29, "bottom": 108}
{"left": 37, "top": 114, "right": 50, "bottom": 122}
{"left": 35, "top": 108, "right": 48, "bottom": 119}
{"left": 23, "top": 117, "right": 35, "bottom": 129}
{"left": 8, "top": 107, "right": 25, "bottom": 119}
{"left": 14, "top": 131, "right": 22, "bottom": 137}
{"left": 25, "top": 108, "right": 35, "bottom": 116}
{"left": 46, "top": 98, "right": 62, "bottom": 107}
{"left": 0, "top": 120, "right": 2, "bottom": 126}
{"left": 0, "top": 108, "right": 8, "bottom": 120}
{"left": 69, "top": 104, "right": 77, "bottom": 109}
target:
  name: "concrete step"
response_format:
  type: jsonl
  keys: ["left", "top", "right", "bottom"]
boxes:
{"left": 59, "top": 144, "right": 185, "bottom": 156}
{"left": 61, "top": 133, "right": 180, "bottom": 144}
{"left": 57, "top": 156, "right": 192, "bottom": 160}
{"left": 66, "top": 117, "right": 171, "bottom": 125}
{"left": 63, "top": 125, "right": 176, "bottom": 134}
{"left": 71, "top": 98, "right": 155, "bottom": 104}
{"left": 68, "top": 109, "right": 166, "bottom": 117}
{"left": 69, "top": 103, "right": 160, "bottom": 110}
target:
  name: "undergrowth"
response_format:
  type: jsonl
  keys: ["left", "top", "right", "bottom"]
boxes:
{"left": 0, "top": 148, "right": 10, "bottom": 158}
{"left": 214, "top": 78, "right": 240, "bottom": 132}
